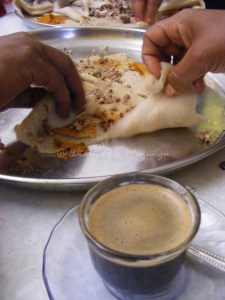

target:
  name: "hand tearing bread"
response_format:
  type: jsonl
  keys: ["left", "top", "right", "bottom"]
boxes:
{"left": 14, "top": 53, "right": 204, "bottom": 156}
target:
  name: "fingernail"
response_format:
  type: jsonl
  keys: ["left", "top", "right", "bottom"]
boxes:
{"left": 165, "top": 84, "right": 177, "bottom": 97}
{"left": 135, "top": 16, "right": 141, "bottom": 22}
{"left": 144, "top": 17, "right": 151, "bottom": 24}
{"left": 193, "top": 79, "right": 205, "bottom": 94}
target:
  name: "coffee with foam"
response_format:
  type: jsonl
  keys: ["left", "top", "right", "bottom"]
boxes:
{"left": 89, "top": 184, "right": 193, "bottom": 255}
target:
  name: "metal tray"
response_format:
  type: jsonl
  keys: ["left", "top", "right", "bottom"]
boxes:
{"left": 15, "top": 11, "right": 53, "bottom": 29}
{"left": 15, "top": 11, "right": 141, "bottom": 29}
{"left": 0, "top": 27, "right": 224, "bottom": 191}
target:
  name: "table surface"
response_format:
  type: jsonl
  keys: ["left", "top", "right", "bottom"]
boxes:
{"left": 0, "top": 11, "right": 225, "bottom": 300}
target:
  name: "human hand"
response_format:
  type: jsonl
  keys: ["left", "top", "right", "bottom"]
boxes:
{"left": 0, "top": 32, "right": 85, "bottom": 117}
{"left": 131, "top": 0, "right": 163, "bottom": 23}
{"left": 142, "top": 9, "right": 225, "bottom": 96}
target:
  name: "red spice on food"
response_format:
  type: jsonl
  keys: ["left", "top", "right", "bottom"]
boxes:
{"left": 37, "top": 14, "right": 67, "bottom": 25}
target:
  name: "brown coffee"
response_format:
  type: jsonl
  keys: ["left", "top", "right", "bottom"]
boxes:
{"left": 80, "top": 174, "right": 200, "bottom": 299}
{"left": 89, "top": 183, "right": 193, "bottom": 255}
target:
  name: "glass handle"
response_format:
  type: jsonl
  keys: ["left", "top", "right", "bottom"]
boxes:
{"left": 188, "top": 243, "right": 225, "bottom": 272}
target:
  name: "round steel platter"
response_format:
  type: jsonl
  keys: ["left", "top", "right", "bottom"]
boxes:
{"left": 14, "top": 11, "right": 142, "bottom": 29}
{"left": 0, "top": 27, "right": 224, "bottom": 190}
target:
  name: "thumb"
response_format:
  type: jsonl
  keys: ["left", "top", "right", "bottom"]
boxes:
{"left": 165, "top": 47, "right": 205, "bottom": 96}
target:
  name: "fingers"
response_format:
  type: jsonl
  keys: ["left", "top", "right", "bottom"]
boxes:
{"left": 142, "top": 52, "right": 162, "bottom": 79}
{"left": 131, "top": 0, "right": 163, "bottom": 23}
{"left": 142, "top": 28, "right": 182, "bottom": 78}
{"left": 39, "top": 46, "right": 84, "bottom": 117}
{"left": 20, "top": 54, "right": 72, "bottom": 118}
{"left": 142, "top": 9, "right": 225, "bottom": 96}
{"left": 0, "top": 88, "right": 46, "bottom": 112}
{"left": 142, "top": 12, "right": 205, "bottom": 94}
{"left": 144, "top": 0, "right": 163, "bottom": 23}
{"left": 131, "top": 0, "right": 145, "bottom": 22}
{"left": 9, "top": 88, "right": 47, "bottom": 109}
{"left": 142, "top": 20, "right": 175, "bottom": 78}
{"left": 192, "top": 78, "right": 205, "bottom": 94}
{"left": 0, "top": 32, "right": 85, "bottom": 116}
{"left": 166, "top": 47, "right": 205, "bottom": 95}
{"left": 64, "top": 67, "right": 85, "bottom": 114}
{"left": 43, "top": 68, "right": 72, "bottom": 118}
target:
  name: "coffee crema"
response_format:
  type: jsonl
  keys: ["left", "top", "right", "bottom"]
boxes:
{"left": 89, "top": 184, "right": 193, "bottom": 255}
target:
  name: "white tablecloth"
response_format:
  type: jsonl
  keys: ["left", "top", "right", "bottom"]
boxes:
{"left": 0, "top": 12, "right": 224, "bottom": 300}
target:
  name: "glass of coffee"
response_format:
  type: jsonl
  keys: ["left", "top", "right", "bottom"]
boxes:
{"left": 78, "top": 173, "right": 201, "bottom": 300}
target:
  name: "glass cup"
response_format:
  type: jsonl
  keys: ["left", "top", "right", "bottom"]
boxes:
{"left": 78, "top": 173, "right": 201, "bottom": 300}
